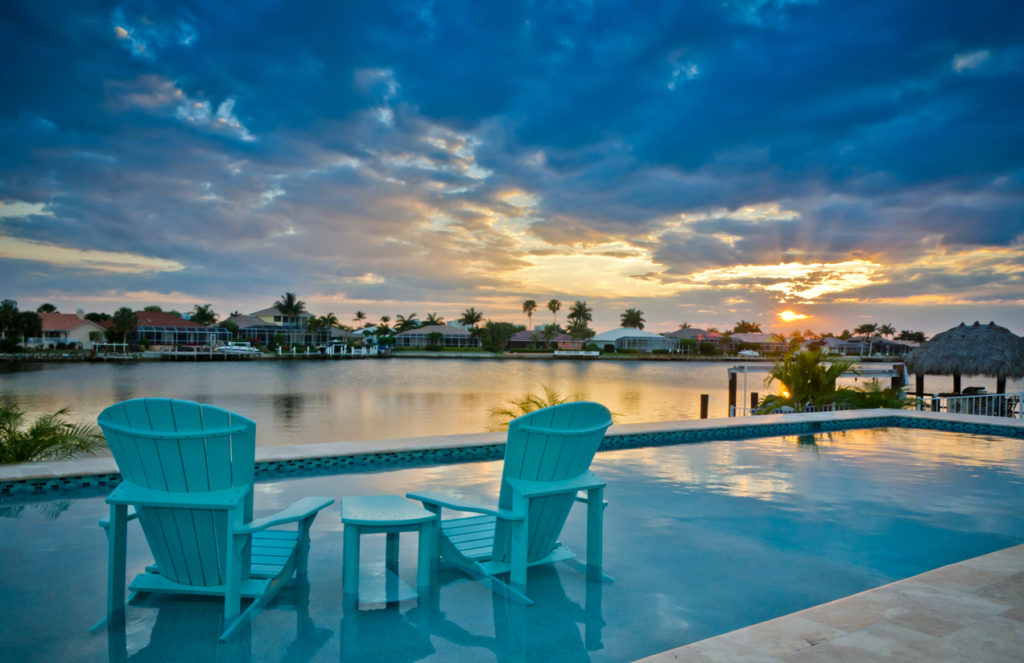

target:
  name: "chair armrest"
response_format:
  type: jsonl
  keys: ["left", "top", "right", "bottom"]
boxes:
{"left": 505, "top": 471, "right": 605, "bottom": 499}
{"left": 406, "top": 490, "right": 523, "bottom": 521}
{"left": 106, "top": 481, "right": 249, "bottom": 510}
{"left": 99, "top": 506, "right": 138, "bottom": 529}
{"left": 236, "top": 496, "right": 335, "bottom": 534}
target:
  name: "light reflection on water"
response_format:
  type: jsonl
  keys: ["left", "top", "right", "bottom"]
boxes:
{"left": 0, "top": 359, "right": 742, "bottom": 447}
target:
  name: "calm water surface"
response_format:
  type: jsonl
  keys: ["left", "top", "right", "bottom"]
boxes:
{"left": 1, "top": 359, "right": 1019, "bottom": 447}
{"left": 2, "top": 427, "right": 1022, "bottom": 662}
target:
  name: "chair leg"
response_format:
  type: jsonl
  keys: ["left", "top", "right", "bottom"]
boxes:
{"left": 92, "top": 504, "right": 128, "bottom": 633}
{"left": 509, "top": 501, "right": 529, "bottom": 597}
{"left": 295, "top": 515, "right": 314, "bottom": 577}
{"left": 585, "top": 486, "right": 604, "bottom": 582}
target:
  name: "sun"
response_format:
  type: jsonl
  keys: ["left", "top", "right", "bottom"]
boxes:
{"left": 778, "top": 310, "right": 809, "bottom": 323}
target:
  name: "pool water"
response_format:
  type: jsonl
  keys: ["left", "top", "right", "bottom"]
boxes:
{"left": 2, "top": 426, "right": 1022, "bottom": 662}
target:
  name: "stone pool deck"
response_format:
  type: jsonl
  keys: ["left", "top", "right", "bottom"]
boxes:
{"left": 639, "top": 544, "right": 1024, "bottom": 662}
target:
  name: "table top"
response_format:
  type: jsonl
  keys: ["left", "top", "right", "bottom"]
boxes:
{"left": 341, "top": 494, "right": 437, "bottom": 526}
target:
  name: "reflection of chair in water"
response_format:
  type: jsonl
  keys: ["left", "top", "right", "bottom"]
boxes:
{"left": 340, "top": 603, "right": 435, "bottom": 662}
{"left": 406, "top": 566, "right": 605, "bottom": 663}
{"left": 408, "top": 401, "right": 613, "bottom": 604}
{"left": 107, "top": 580, "right": 331, "bottom": 663}
{"left": 94, "top": 398, "right": 334, "bottom": 640}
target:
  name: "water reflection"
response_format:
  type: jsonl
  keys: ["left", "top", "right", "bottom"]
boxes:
{"left": 397, "top": 567, "right": 604, "bottom": 663}
{"left": 0, "top": 501, "right": 70, "bottom": 521}
{"left": 107, "top": 580, "right": 331, "bottom": 663}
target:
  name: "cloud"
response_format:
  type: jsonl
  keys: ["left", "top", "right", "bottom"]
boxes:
{"left": 953, "top": 50, "right": 990, "bottom": 72}
{"left": 0, "top": 235, "right": 185, "bottom": 273}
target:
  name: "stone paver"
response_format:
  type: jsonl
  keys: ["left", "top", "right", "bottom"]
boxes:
{"left": 638, "top": 544, "right": 1024, "bottom": 662}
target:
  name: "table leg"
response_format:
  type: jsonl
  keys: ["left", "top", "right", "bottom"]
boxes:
{"left": 417, "top": 518, "right": 437, "bottom": 594}
{"left": 343, "top": 524, "right": 360, "bottom": 597}
{"left": 385, "top": 532, "right": 399, "bottom": 602}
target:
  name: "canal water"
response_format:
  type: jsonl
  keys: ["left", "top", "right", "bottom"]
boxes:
{"left": 0, "top": 358, "right": 1011, "bottom": 448}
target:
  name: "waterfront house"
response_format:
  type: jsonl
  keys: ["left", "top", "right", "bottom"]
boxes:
{"left": 592, "top": 327, "right": 678, "bottom": 353}
{"left": 393, "top": 324, "right": 480, "bottom": 349}
{"left": 663, "top": 327, "right": 709, "bottom": 340}
{"left": 725, "top": 332, "right": 790, "bottom": 356}
{"left": 119, "top": 311, "right": 231, "bottom": 349}
{"left": 28, "top": 311, "right": 106, "bottom": 349}
{"left": 238, "top": 305, "right": 328, "bottom": 347}
{"left": 507, "top": 327, "right": 575, "bottom": 349}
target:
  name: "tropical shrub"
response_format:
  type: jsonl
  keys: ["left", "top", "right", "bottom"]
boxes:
{"left": 487, "top": 385, "right": 574, "bottom": 431}
{"left": 755, "top": 348, "right": 857, "bottom": 414}
{"left": 0, "top": 402, "right": 106, "bottom": 464}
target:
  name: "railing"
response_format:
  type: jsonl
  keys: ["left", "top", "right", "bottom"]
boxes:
{"left": 918, "top": 392, "right": 1024, "bottom": 419}
{"left": 730, "top": 391, "right": 1024, "bottom": 419}
{"left": 731, "top": 403, "right": 853, "bottom": 417}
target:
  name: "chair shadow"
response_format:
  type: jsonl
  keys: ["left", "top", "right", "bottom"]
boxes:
{"left": 106, "top": 579, "right": 331, "bottom": 663}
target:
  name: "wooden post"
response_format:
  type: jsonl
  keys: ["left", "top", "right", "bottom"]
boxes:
{"left": 750, "top": 392, "right": 759, "bottom": 411}
{"left": 915, "top": 374, "right": 925, "bottom": 400}
{"left": 700, "top": 394, "right": 709, "bottom": 419}
{"left": 891, "top": 363, "right": 905, "bottom": 391}
{"left": 931, "top": 397, "right": 940, "bottom": 412}
{"left": 997, "top": 377, "right": 1006, "bottom": 394}
{"left": 728, "top": 372, "right": 737, "bottom": 417}
{"left": 952, "top": 374, "right": 961, "bottom": 394}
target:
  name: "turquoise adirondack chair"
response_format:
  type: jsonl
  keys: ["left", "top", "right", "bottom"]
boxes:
{"left": 407, "top": 401, "right": 613, "bottom": 604}
{"left": 93, "top": 398, "right": 334, "bottom": 640}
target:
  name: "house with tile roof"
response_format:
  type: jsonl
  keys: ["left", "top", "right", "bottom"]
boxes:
{"left": 393, "top": 324, "right": 480, "bottom": 348}
{"left": 228, "top": 305, "right": 328, "bottom": 347}
{"left": 29, "top": 311, "right": 106, "bottom": 349}
{"left": 101, "top": 311, "right": 231, "bottom": 348}
{"left": 507, "top": 327, "right": 577, "bottom": 349}
{"left": 592, "top": 327, "right": 679, "bottom": 353}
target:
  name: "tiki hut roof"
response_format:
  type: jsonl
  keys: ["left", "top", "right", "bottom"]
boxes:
{"left": 904, "top": 321, "right": 1024, "bottom": 379}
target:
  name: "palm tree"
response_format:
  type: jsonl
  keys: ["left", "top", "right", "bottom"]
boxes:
{"left": 522, "top": 300, "right": 537, "bottom": 329}
{"left": 854, "top": 323, "right": 879, "bottom": 356}
{"left": 395, "top": 313, "right": 420, "bottom": 333}
{"left": 459, "top": 307, "right": 483, "bottom": 329}
{"left": 878, "top": 324, "right": 895, "bottom": 340}
{"left": 424, "top": 312, "right": 445, "bottom": 326}
{"left": 620, "top": 308, "right": 645, "bottom": 330}
{"left": 110, "top": 307, "right": 138, "bottom": 345}
{"left": 377, "top": 315, "right": 392, "bottom": 334}
{"left": 190, "top": 304, "right": 217, "bottom": 326}
{"left": 36, "top": 303, "right": 57, "bottom": 313}
{"left": 755, "top": 348, "right": 858, "bottom": 414}
{"left": 541, "top": 323, "right": 559, "bottom": 348}
{"left": 567, "top": 300, "right": 592, "bottom": 326}
{"left": 547, "top": 299, "right": 561, "bottom": 325}
{"left": 353, "top": 310, "right": 367, "bottom": 326}
{"left": 0, "top": 402, "right": 106, "bottom": 464}
{"left": 733, "top": 320, "right": 762, "bottom": 333}
{"left": 274, "top": 292, "right": 307, "bottom": 327}
{"left": 321, "top": 312, "right": 339, "bottom": 328}
{"left": 0, "top": 301, "right": 17, "bottom": 339}
{"left": 678, "top": 322, "right": 692, "bottom": 329}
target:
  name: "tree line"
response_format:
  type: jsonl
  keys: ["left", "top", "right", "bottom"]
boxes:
{"left": 3, "top": 294, "right": 930, "bottom": 352}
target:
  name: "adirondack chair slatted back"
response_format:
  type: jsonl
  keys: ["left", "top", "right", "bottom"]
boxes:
{"left": 493, "top": 401, "right": 612, "bottom": 563}
{"left": 98, "top": 398, "right": 257, "bottom": 587}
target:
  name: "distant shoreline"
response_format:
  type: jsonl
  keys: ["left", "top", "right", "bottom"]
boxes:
{"left": 1, "top": 351, "right": 902, "bottom": 365}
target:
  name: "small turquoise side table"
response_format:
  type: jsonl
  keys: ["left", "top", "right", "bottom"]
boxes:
{"left": 341, "top": 495, "right": 438, "bottom": 604}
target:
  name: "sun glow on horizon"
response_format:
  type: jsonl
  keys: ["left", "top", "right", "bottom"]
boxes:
{"left": 778, "top": 310, "right": 809, "bottom": 323}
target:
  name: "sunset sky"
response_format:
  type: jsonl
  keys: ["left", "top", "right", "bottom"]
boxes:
{"left": 2, "top": 1, "right": 1023, "bottom": 335}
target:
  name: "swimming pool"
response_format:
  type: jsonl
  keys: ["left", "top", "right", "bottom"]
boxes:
{"left": 2, "top": 425, "right": 1022, "bottom": 662}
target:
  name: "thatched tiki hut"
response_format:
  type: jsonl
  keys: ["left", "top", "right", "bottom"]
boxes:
{"left": 905, "top": 322, "right": 1024, "bottom": 395}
